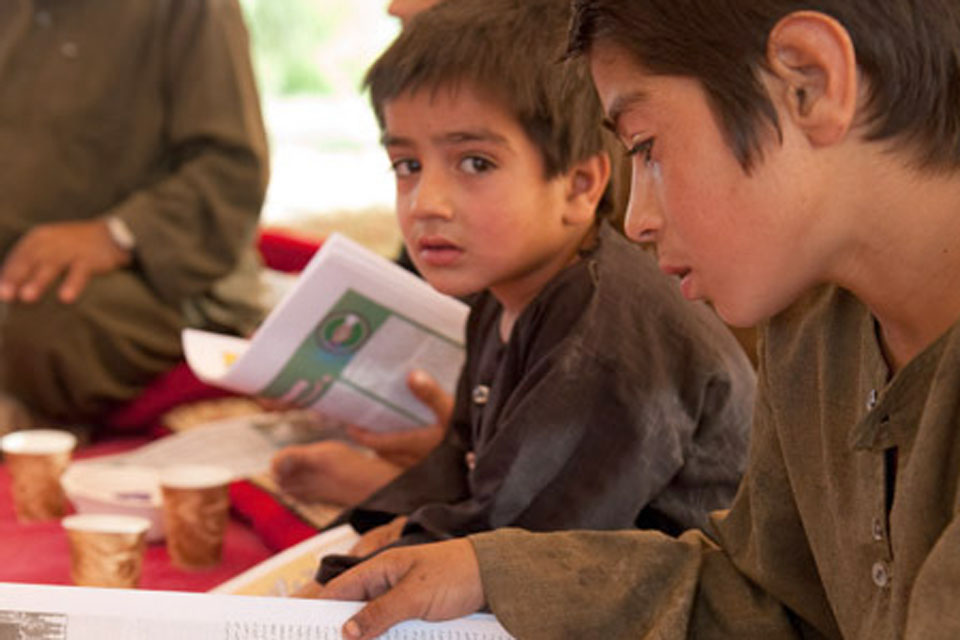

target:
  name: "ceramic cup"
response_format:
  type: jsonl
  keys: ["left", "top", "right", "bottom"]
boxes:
{"left": 62, "top": 513, "right": 151, "bottom": 588}
{"left": 159, "top": 464, "right": 232, "bottom": 569}
{"left": 1, "top": 429, "right": 77, "bottom": 521}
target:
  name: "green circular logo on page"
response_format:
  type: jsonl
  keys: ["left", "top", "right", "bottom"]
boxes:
{"left": 316, "top": 312, "right": 370, "bottom": 354}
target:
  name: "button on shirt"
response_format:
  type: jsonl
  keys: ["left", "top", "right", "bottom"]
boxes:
{"left": 872, "top": 561, "right": 891, "bottom": 589}
{"left": 872, "top": 517, "right": 885, "bottom": 542}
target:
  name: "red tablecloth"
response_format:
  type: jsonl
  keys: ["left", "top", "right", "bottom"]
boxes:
{"left": 0, "top": 437, "right": 275, "bottom": 592}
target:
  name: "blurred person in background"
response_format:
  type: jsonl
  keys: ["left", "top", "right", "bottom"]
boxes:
{"left": 0, "top": 0, "right": 268, "bottom": 431}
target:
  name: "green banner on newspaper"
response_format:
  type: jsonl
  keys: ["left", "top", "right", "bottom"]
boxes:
{"left": 260, "top": 289, "right": 390, "bottom": 407}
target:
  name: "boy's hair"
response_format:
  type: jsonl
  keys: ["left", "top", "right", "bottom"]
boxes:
{"left": 365, "top": 0, "right": 621, "bottom": 218}
{"left": 567, "top": 0, "right": 960, "bottom": 173}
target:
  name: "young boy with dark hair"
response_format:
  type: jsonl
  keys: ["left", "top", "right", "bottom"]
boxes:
{"left": 311, "top": 0, "right": 755, "bottom": 578}
{"left": 315, "top": 1, "right": 960, "bottom": 639}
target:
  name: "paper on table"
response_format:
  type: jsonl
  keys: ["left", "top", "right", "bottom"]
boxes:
{"left": 0, "top": 581, "right": 513, "bottom": 639}
{"left": 184, "top": 233, "right": 469, "bottom": 433}
{"left": 97, "top": 411, "right": 336, "bottom": 479}
{"left": 210, "top": 524, "right": 360, "bottom": 596}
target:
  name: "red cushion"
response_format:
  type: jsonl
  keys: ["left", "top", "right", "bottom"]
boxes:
{"left": 103, "top": 364, "right": 234, "bottom": 433}
{"left": 257, "top": 227, "right": 325, "bottom": 273}
{"left": 229, "top": 480, "right": 319, "bottom": 552}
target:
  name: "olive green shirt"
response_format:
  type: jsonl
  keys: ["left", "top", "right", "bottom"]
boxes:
{"left": 0, "top": 0, "right": 268, "bottom": 333}
{"left": 473, "top": 285, "right": 960, "bottom": 639}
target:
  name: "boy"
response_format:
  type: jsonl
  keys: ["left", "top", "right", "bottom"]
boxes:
{"left": 316, "top": 1, "right": 960, "bottom": 639}
{"left": 312, "top": 0, "right": 755, "bottom": 576}
{"left": 271, "top": 0, "right": 452, "bottom": 509}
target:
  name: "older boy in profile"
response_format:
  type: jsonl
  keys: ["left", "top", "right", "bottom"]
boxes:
{"left": 316, "top": 0, "right": 960, "bottom": 638}
{"left": 307, "top": 0, "right": 755, "bottom": 580}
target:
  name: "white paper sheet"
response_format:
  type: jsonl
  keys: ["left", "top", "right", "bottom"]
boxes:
{"left": 92, "top": 411, "right": 335, "bottom": 479}
{"left": 0, "top": 582, "right": 513, "bottom": 639}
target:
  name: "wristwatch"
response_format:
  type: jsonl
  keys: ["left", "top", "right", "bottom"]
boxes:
{"left": 105, "top": 215, "right": 136, "bottom": 252}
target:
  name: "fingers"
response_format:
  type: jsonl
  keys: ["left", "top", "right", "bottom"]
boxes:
{"left": 0, "top": 221, "right": 130, "bottom": 304}
{"left": 315, "top": 540, "right": 486, "bottom": 640}
{"left": 349, "top": 531, "right": 381, "bottom": 558}
{"left": 316, "top": 550, "right": 407, "bottom": 603}
{"left": 58, "top": 261, "right": 92, "bottom": 303}
{"left": 407, "top": 369, "right": 454, "bottom": 426}
{"left": 0, "top": 237, "right": 63, "bottom": 303}
{"left": 5, "top": 262, "right": 62, "bottom": 303}
{"left": 270, "top": 449, "right": 298, "bottom": 480}
{"left": 271, "top": 441, "right": 403, "bottom": 505}
{"left": 292, "top": 580, "right": 323, "bottom": 599}
{"left": 342, "top": 589, "right": 418, "bottom": 640}
{"left": 256, "top": 396, "right": 291, "bottom": 412}
{"left": 347, "top": 425, "right": 425, "bottom": 452}
{"left": 346, "top": 425, "right": 443, "bottom": 468}
{"left": 320, "top": 552, "right": 425, "bottom": 640}
{"left": 348, "top": 517, "right": 406, "bottom": 557}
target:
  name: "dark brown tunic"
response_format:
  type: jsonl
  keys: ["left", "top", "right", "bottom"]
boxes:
{"left": 325, "top": 223, "right": 755, "bottom": 577}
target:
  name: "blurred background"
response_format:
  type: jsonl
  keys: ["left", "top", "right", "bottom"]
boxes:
{"left": 239, "top": 0, "right": 402, "bottom": 257}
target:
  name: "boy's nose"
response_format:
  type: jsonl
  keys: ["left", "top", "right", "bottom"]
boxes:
{"left": 388, "top": 0, "right": 443, "bottom": 27}
{"left": 407, "top": 168, "right": 455, "bottom": 221}
{"left": 623, "top": 164, "right": 663, "bottom": 245}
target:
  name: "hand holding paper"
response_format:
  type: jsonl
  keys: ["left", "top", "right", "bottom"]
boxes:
{"left": 183, "top": 233, "right": 469, "bottom": 433}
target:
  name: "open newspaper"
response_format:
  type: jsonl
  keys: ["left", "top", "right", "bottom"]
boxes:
{"left": 184, "top": 233, "right": 469, "bottom": 432}
{"left": 0, "top": 582, "right": 513, "bottom": 639}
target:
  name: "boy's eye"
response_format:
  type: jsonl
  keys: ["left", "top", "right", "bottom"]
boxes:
{"left": 459, "top": 156, "right": 495, "bottom": 175}
{"left": 625, "top": 137, "right": 655, "bottom": 164}
{"left": 391, "top": 158, "right": 421, "bottom": 177}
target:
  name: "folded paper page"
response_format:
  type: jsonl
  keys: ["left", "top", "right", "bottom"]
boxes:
{"left": 184, "top": 233, "right": 469, "bottom": 432}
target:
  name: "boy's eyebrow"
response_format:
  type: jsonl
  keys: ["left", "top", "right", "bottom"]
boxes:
{"left": 603, "top": 90, "right": 650, "bottom": 135}
{"left": 382, "top": 134, "right": 413, "bottom": 147}
{"left": 381, "top": 129, "right": 511, "bottom": 148}
{"left": 440, "top": 129, "right": 510, "bottom": 147}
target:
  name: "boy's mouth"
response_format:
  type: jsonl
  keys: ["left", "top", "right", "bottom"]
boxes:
{"left": 660, "top": 263, "right": 696, "bottom": 299}
{"left": 416, "top": 236, "right": 463, "bottom": 267}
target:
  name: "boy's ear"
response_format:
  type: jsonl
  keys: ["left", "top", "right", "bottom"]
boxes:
{"left": 563, "top": 152, "right": 611, "bottom": 225}
{"left": 766, "top": 10, "right": 859, "bottom": 147}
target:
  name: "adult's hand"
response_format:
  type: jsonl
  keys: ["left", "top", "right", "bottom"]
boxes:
{"left": 313, "top": 539, "right": 487, "bottom": 640}
{"left": 0, "top": 220, "right": 131, "bottom": 304}
{"left": 346, "top": 369, "right": 453, "bottom": 467}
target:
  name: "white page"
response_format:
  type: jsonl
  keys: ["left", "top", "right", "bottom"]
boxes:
{"left": 93, "top": 411, "right": 334, "bottom": 479}
{"left": 183, "top": 233, "right": 469, "bottom": 432}
{"left": 0, "top": 582, "right": 514, "bottom": 639}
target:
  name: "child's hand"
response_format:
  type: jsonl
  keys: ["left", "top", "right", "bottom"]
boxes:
{"left": 346, "top": 369, "right": 453, "bottom": 467}
{"left": 349, "top": 516, "right": 409, "bottom": 557}
{"left": 270, "top": 441, "right": 403, "bottom": 506}
{"left": 313, "top": 538, "right": 486, "bottom": 640}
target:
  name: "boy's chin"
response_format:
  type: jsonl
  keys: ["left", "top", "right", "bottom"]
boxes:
{"left": 420, "top": 273, "right": 480, "bottom": 300}
{"left": 711, "top": 291, "right": 791, "bottom": 329}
